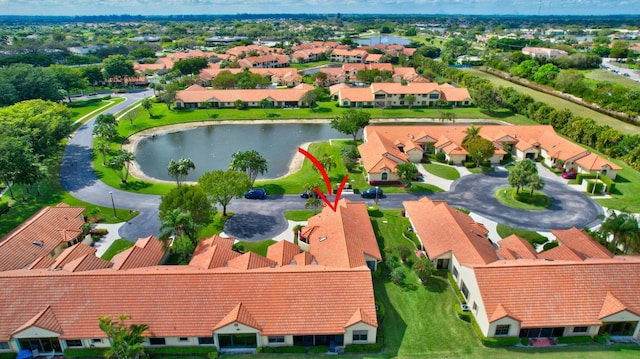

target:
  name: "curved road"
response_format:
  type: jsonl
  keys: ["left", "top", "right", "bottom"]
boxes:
{"left": 60, "top": 95, "right": 604, "bottom": 241}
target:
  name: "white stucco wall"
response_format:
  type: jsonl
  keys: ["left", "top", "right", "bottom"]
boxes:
{"left": 344, "top": 322, "right": 377, "bottom": 345}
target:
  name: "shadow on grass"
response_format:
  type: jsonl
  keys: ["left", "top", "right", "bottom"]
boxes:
{"left": 614, "top": 173, "right": 630, "bottom": 183}
{"left": 374, "top": 277, "right": 406, "bottom": 358}
{"left": 266, "top": 113, "right": 281, "bottom": 118}
{"left": 311, "top": 107, "right": 333, "bottom": 113}
{"left": 119, "top": 181, "right": 153, "bottom": 191}
{"left": 424, "top": 276, "right": 448, "bottom": 293}
{"left": 261, "top": 183, "right": 285, "bottom": 195}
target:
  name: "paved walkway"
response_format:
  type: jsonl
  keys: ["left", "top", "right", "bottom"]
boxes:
{"left": 92, "top": 222, "right": 128, "bottom": 257}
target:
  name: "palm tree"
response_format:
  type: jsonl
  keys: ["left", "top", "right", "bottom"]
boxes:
{"left": 141, "top": 98, "right": 153, "bottom": 118}
{"left": 95, "top": 138, "right": 111, "bottom": 165}
{"left": 167, "top": 158, "right": 196, "bottom": 186}
{"left": 119, "top": 150, "right": 136, "bottom": 183}
{"left": 395, "top": 163, "right": 419, "bottom": 187}
{"left": 314, "top": 153, "right": 336, "bottom": 174}
{"left": 99, "top": 314, "right": 148, "bottom": 359}
{"left": 305, "top": 195, "right": 323, "bottom": 214}
{"left": 528, "top": 174, "right": 545, "bottom": 196}
{"left": 229, "top": 150, "right": 268, "bottom": 186}
{"left": 599, "top": 210, "right": 640, "bottom": 254}
{"left": 462, "top": 124, "right": 481, "bottom": 146}
{"left": 507, "top": 159, "right": 537, "bottom": 194}
{"left": 159, "top": 209, "right": 199, "bottom": 261}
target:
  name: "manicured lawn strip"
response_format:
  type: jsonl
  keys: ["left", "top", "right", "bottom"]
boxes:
{"left": 494, "top": 187, "right": 552, "bottom": 211}
{"left": 198, "top": 212, "right": 231, "bottom": 239}
{"left": 100, "top": 239, "right": 134, "bottom": 260}
{"left": 407, "top": 183, "right": 444, "bottom": 193}
{"left": 423, "top": 163, "right": 461, "bottom": 180}
{"left": 236, "top": 239, "right": 277, "bottom": 257}
{"left": 585, "top": 69, "right": 640, "bottom": 87}
{"left": 68, "top": 97, "right": 125, "bottom": 124}
{"left": 496, "top": 224, "right": 549, "bottom": 246}
{"left": 284, "top": 210, "right": 315, "bottom": 221}
{"left": 463, "top": 68, "right": 640, "bottom": 135}
{"left": 290, "top": 60, "right": 330, "bottom": 70}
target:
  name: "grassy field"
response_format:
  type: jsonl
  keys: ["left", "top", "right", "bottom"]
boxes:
{"left": 463, "top": 68, "right": 640, "bottom": 135}
{"left": 585, "top": 69, "right": 640, "bottom": 87}
{"left": 284, "top": 210, "right": 315, "bottom": 221}
{"left": 496, "top": 223, "right": 549, "bottom": 246}
{"left": 423, "top": 163, "right": 461, "bottom": 180}
{"left": 100, "top": 239, "right": 134, "bottom": 260}
{"left": 236, "top": 239, "right": 276, "bottom": 257}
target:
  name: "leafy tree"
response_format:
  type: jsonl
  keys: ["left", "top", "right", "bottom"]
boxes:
{"left": 81, "top": 65, "right": 104, "bottom": 88}
{"left": 395, "top": 162, "right": 419, "bottom": 187}
{"left": 0, "top": 64, "right": 62, "bottom": 104}
{"left": 259, "top": 98, "right": 272, "bottom": 116}
{"left": 413, "top": 256, "right": 433, "bottom": 283}
{"left": 47, "top": 65, "right": 88, "bottom": 102}
{"left": 610, "top": 41, "right": 630, "bottom": 59}
{"left": 512, "top": 59, "right": 539, "bottom": 79}
{"left": 314, "top": 153, "right": 336, "bottom": 174}
{"left": 198, "top": 170, "right": 251, "bottom": 217}
{"left": 159, "top": 185, "right": 214, "bottom": 227}
{"left": 172, "top": 57, "right": 208, "bottom": 76}
{"left": 390, "top": 266, "right": 406, "bottom": 285}
{"left": 95, "top": 137, "right": 111, "bottom": 166}
{"left": 471, "top": 83, "right": 503, "bottom": 113}
{"left": 528, "top": 174, "right": 545, "bottom": 196}
{"left": 108, "top": 150, "right": 136, "bottom": 183}
{"left": 462, "top": 124, "right": 481, "bottom": 146}
{"left": 141, "top": 98, "right": 153, "bottom": 118}
{"left": 405, "top": 94, "right": 416, "bottom": 109}
{"left": 0, "top": 135, "right": 31, "bottom": 200}
{"left": 507, "top": 159, "right": 537, "bottom": 193}
{"left": 160, "top": 83, "right": 178, "bottom": 110}
{"left": 98, "top": 314, "right": 148, "bottom": 359}
{"left": 330, "top": 109, "right": 371, "bottom": 143}
{"left": 93, "top": 113, "right": 118, "bottom": 139}
{"left": 229, "top": 150, "right": 268, "bottom": 186}
{"left": 397, "top": 245, "right": 412, "bottom": 263}
{"left": 533, "top": 63, "right": 560, "bottom": 85}
{"left": 305, "top": 194, "right": 323, "bottom": 214}
{"left": 301, "top": 90, "right": 318, "bottom": 109}
{"left": 465, "top": 137, "right": 495, "bottom": 167}
{"left": 159, "top": 208, "right": 199, "bottom": 260}
{"left": 102, "top": 55, "right": 135, "bottom": 86}
{"left": 167, "top": 158, "right": 196, "bottom": 186}
{"left": 598, "top": 210, "right": 640, "bottom": 254}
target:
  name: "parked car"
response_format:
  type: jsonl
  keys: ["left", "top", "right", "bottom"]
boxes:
{"left": 300, "top": 190, "right": 320, "bottom": 199}
{"left": 244, "top": 188, "right": 267, "bottom": 199}
{"left": 413, "top": 173, "right": 424, "bottom": 182}
{"left": 562, "top": 170, "right": 577, "bottom": 179}
{"left": 623, "top": 73, "right": 631, "bottom": 77}
{"left": 361, "top": 187, "right": 383, "bottom": 199}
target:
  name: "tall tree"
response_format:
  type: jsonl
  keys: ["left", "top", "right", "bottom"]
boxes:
{"left": 314, "top": 153, "right": 336, "bottom": 174}
{"left": 464, "top": 137, "right": 495, "bottom": 167}
{"left": 405, "top": 94, "right": 416, "bottom": 110}
{"left": 462, "top": 124, "right": 481, "bottom": 146}
{"left": 259, "top": 98, "right": 272, "bottom": 116}
{"left": 599, "top": 210, "right": 640, "bottom": 254}
{"left": 159, "top": 185, "right": 214, "bottom": 227}
{"left": 47, "top": 65, "right": 88, "bottom": 102}
{"left": 93, "top": 113, "right": 118, "bottom": 139}
{"left": 528, "top": 174, "right": 545, "bottom": 196}
{"left": 507, "top": 159, "right": 537, "bottom": 193}
{"left": 229, "top": 150, "right": 268, "bottom": 187}
{"left": 108, "top": 150, "right": 136, "bottom": 183}
{"left": 141, "top": 98, "right": 153, "bottom": 118}
{"left": 330, "top": 109, "right": 371, "bottom": 143}
{"left": 102, "top": 55, "right": 135, "bottom": 86}
{"left": 0, "top": 135, "right": 30, "bottom": 200}
{"left": 98, "top": 314, "right": 148, "bottom": 359}
{"left": 471, "top": 83, "right": 503, "bottom": 113}
{"left": 167, "top": 158, "right": 196, "bottom": 186}
{"left": 198, "top": 170, "right": 251, "bottom": 217}
{"left": 395, "top": 162, "right": 419, "bottom": 187}
{"left": 159, "top": 208, "right": 199, "bottom": 260}
{"left": 160, "top": 83, "right": 178, "bottom": 110}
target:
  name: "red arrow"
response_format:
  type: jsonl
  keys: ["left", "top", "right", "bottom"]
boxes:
{"left": 298, "top": 147, "right": 349, "bottom": 212}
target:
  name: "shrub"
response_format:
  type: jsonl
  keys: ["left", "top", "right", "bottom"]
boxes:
{"left": 0, "top": 353, "right": 16, "bottom": 359}
{"left": 63, "top": 348, "right": 109, "bottom": 357}
{"left": 435, "top": 151, "right": 447, "bottom": 163}
{"left": 447, "top": 272, "right": 466, "bottom": 304}
{"left": 397, "top": 245, "right": 412, "bottom": 263}
{"left": 520, "top": 337, "right": 529, "bottom": 346}
{"left": 413, "top": 257, "right": 433, "bottom": 283}
{"left": 598, "top": 175, "right": 616, "bottom": 193}
{"left": 481, "top": 336, "right": 521, "bottom": 347}
{"left": 345, "top": 343, "right": 383, "bottom": 353}
{"left": 353, "top": 188, "right": 360, "bottom": 194}
{"left": 89, "top": 228, "right": 108, "bottom": 235}
{"left": 555, "top": 336, "right": 593, "bottom": 344}
{"left": 207, "top": 350, "right": 219, "bottom": 359}
{"left": 586, "top": 181, "right": 605, "bottom": 194}
{"left": 309, "top": 345, "right": 329, "bottom": 353}
{"left": 542, "top": 241, "right": 559, "bottom": 251}
{"left": 575, "top": 173, "right": 597, "bottom": 184}
{"left": 390, "top": 266, "right": 406, "bottom": 285}
{"left": 261, "top": 346, "right": 306, "bottom": 353}
{"left": 0, "top": 201, "right": 9, "bottom": 215}
{"left": 343, "top": 156, "right": 357, "bottom": 172}
{"left": 448, "top": 160, "right": 454, "bottom": 165}
{"left": 481, "top": 160, "right": 491, "bottom": 167}
{"left": 340, "top": 145, "right": 360, "bottom": 160}
{"left": 463, "top": 161, "right": 476, "bottom": 168}
{"left": 375, "top": 300, "right": 385, "bottom": 321}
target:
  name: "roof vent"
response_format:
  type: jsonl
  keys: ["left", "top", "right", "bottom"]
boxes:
{"left": 319, "top": 236, "right": 327, "bottom": 242}
{"left": 32, "top": 241, "right": 44, "bottom": 247}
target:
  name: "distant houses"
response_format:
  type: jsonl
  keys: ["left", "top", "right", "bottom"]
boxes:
{"left": 174, "top": 83, "right": 315, "bottom": 109}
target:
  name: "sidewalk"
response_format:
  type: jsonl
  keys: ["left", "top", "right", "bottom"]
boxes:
{"left": 414, "top": 162, "right": 471, "bottom": 191}
{"left": 92, "top": 222, "right": 127, "bottom": 257}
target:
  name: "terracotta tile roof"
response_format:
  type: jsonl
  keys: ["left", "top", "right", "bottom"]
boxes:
{"left": 475, "top": 259, "right": 640, "bottom": 327}
{"left": 489, "top": 303, "right": 520, "bottom": 322}
{"left": 364, "top": 53, "right": 382, "bottom": 62}
{"left": 227, "top": 252, "right": 278, "bottom": 270}
{"left": 358, "top": 131, "right": 408, "bottom": 174}
{"left": 0, "top": 203, "right": 85, "bottom": 271}
{"left": 266, "top": 240, "right": 301, "bottom": 266}
{"left": 292, "top": 251, "right": 316, "bottom": 265}
{"left": 111, "top": 236, "right": 167, "bottom": 270}
{"left": 0, "top": 266, "right": 376, "bottom": 339}
{"left": 12, "top": 306, "right": 61, "bottom": 336}
{"left": 552, "top": 228, "right": 613, "bottom": 260}
{"left": 62, "top": 254, "right": 112, "bottom": 272}
{"left": 190, "top": 235, "right": 240, "bottom": 269}
{"left": 176, "top": 84, "right": 314, "bottom": 104}
{"left": 372, "top": 82, "right": 440, "bottom": 95}
{"left": 537, "top": 244, "right": 584, "bottom": 262}
{"left": 574, "top": 153, "right": 622, "bottom": 171}
{"left": 440, "top": 87, "right": 471, "bottom": 102}
{"left": 133, "top": 62, "right": 167, "bottom": 73}
{"left": 304, "top": 200, "right": 381, "bottom": 269}
{"left": 339, "top": 87, "right": 374, "bottom": 103}
{"left": 213, "top": 303, "right": 262, "bottom": 331}
{"left": 27, "top": 256, "right": 55, "bottom": 270}
{"left": 51, "top": 243, "right": 97, "bottom": 269}
{"left": 496, "top": 235, "right": 538, "bottom": 260}
{"left": 345, "top": 307, "right": 377, "bottom": 327}
{"left": 404, "top": 198, "right": 498, "bottom": 266}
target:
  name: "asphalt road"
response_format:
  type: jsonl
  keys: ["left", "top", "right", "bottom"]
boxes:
{"left": 60, "top": 93, "right": 603, "bottom": 242}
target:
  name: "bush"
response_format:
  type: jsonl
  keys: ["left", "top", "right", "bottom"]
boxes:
{"left": 309, "top": 345, "right": 329, "bottom": 353}
{"left": 0, "top": 201, "right": 9, "bottom": 215}
{"left": 413, "top": 257, "right": 433, "bottom": 283}
{"left": 345, "top": 343, "right": 383, "bottom": 353}
{"left": 340, "top": 145, "right": 360, "bottom": 160}
{"left": 397, "top": 245, "right": 412, "bottom": 263}
{"left": 435, "top": 151, "right": 447, "bottom": 163}
{"left": 575, "top": 173, "right": 597, "bottom": 184}
{"left": 0, "top": 353, "right": 15, "bottom": 359}
{"left": 598, "top": 175, "right": 616, "bottom": 193}
{"left": 586, "top": 180, "right": 605, "bottom": 194}
{"left": 455, "top": 304, "right": 471, "bottom": 322}
{"left": 63, "top": 348, "right": 109, "bottom": 357}
{"left": 375, "top": 300, "right": 385, "bottom": 321}
{"left": 447, "top": 272, "right": 467, "bottom": 304}
{"left": 481, "top": 160, "right": 491, "bottom": 167}
{"left": 261, "top": 346, "right": 306, "bottom": 353}
{"left": 555, "top": 336, "right": 593, "bottom": 344}
{"left": 207, "top": 351, "right": 219, "bottom": 359}
{"left": 353, "top": 188, "right": 360, "bottom": 194}
{"left": 463, "top": 161, "right": 476, "bottom": 168}
{"left": 481, "top": 336, "right": 521, "bottom": 347}
{"left": 542, "top": 241, "right": 559, "bottom": 251}
{"left": 448, "top": 160, "right": 455, "bottom": 165}
{"left": 89, "top": 228, "right": 108, "bottom": 235}
{"left": 520, "top": 337, "right": 529, "bottom": 346}
{"left": 343, "top": 156, "right": 357, "bottom": 172}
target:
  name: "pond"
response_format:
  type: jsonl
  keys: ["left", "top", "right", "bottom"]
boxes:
{"left": 134, "top": 123, "right": 350, "bottom": 182}
{"left": 355, "top": 35, "right": 411, "bottom": 46}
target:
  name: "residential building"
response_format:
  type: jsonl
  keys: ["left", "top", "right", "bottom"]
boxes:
{"left": 330, "top": 48, "right": 369, "bottom": 63}
{"left": 359, "top": 125, "right": 620, "bottom": 184}
{"left": 238, "top": 54, "right": 290, "bottom": 69}
{"left": 337, "top": 82, "right": 471, "bottom": 109}
{"left": 522, "top": 47, "right": 568, "bottom": 58}
{"left": 404, "top": 198, "right": 640, "bottom": 340}
{"left": 174, "top": 83, "right": 314, "bottom": 109}
{"left": 0, "top": 201, "right": 379, "bottom": 355}
{"left": 199, "top": 67, "right": 302, "bottom": 87}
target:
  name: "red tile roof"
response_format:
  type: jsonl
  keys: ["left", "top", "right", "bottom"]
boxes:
{"left": 227, "top": 252, "right": 277, "bottom": 270}
{"left": 552, "top": 228, "right": 613, "bottom": 260}
{"left": 190, "top": 235, "right": 240, "bottom": 269}
{"left": 12, "top": 306, "right": 61, "bottom": 336}
{"left": 496, "top": 235, "right": 538, "bottom": 260}
{"left": 111, "top": 236, "right": 167, "bottom": 270}
{"left": 176, "top": 84, "right": 314, "bottom": 104}
{"left": 0, "top": 203, "right": 85, "bottom": 271}
{"left": 266, "top": 240, "right": 301, "bottom": 266}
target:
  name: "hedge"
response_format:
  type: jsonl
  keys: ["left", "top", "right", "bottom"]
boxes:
{"left": 308, "top": 345, "right": 329, "bottom": 353}
{"left": 555, "top": 336, "right": 593, "bottom": 344}
{"left": 146, "top": 346, "right": 217, "bottom": 355}
{"left": 344, "top": 342, "right": 383, "bottom": 353}
{"left": 63, "top": 347, "right": 109, "bottom": 357}
{"left": 598, "top": 175, "right": 616, "bottom": 193}
{"left": 260, "top": 346, "right": 306, "bottom": 353}
{"left": 0, "top": 353, "right": 16, "bottom": 359}
{"left": 447, "top": 272, "right": 466, "bottom": 305}
{"left": 586, "top": 181, "right": 605, "bottom": 194}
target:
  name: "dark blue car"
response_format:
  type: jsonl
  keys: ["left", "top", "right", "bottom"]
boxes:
{"left": 244, "top": 188, "right": 267, "bottom": 199}
{"left": 361, "top": 187, "right": 383, "bottom": 198}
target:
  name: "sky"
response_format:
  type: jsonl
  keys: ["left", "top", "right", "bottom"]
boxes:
{"left": 0, "top": 0, "right": 638, "bottom": 16}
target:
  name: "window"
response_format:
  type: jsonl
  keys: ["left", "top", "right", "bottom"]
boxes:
{"left": 472, "top": 302, "right": 478, "bottom": 312}
{"left": 91, "top": 339, "right": 103, "bottom": 344}
{"left": 452, "top": 266, "right": 459, "bottom": 279}
{"left": 148, "top": 338, "right": 166, "bottom": 346}
{"left": 268, "top": 336, "right": 285, "bottom": 344}
{"left": 0, "top": 342, "right": 10, "bottom": 350}
{"left": 460, "top": 281, "right": 469, "bottom": 299}
{"left": 197, "top": 337, "right": 214, "bottom": 345}
{"left": 65, "top": 340, "right": 83, "bottom": 348}
{"left": 178, "top": 337, "right": 189, "bottom": 342}
{"left": 495, "top": 325, "right": 510, "bottom": 336}
{"left": 352, "top": 330, "right": 368, "bottom": 342}
{"left": 429, "top": 93, "right": 439, "bottom": 99}
{"left": 573, "top": 326, "right": 588, "bottom": 333}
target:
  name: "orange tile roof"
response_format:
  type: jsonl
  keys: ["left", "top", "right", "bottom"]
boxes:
{"left": 12, "top": 306, "right": 61, "bottom": 336}
{"left": 293, "top": 251, "right": 316, "bottom": 265}
{"left": 574, "top": 153, "right": 622, "bottom": 171}
{"left": 358, "top": 131, "right": 408, "bottom": 174}
{"left": 552, "top": 228, "right": 613, "bottom": 260}
{"left": 489, "top": 303, "right": 520, "bottom": 322}
{"left": 344, "top": 307, "right": 377, "bottom": 328}
{"left": 0, "top": 203, "right": 85, "bottom": 271}
{"left": 0, "top": 266, "right": 376, "bottom": 340}
{"left": 537, "top": 244, "right": 584, "bottom": 261}
{"left": 496, "top": 235, "right": 538, "bottom": 260}
{"left": 111, "top": 236, "right": 167, "bottom": 270}
{"left": 266, "top": 240, "right": 301, "bottom": 266}
{"left": 176, "top": 84, "right": 314, "bottom": 104}
{"left": 62, "top": 254, "right": 112, "bottom": 272}
{"left": 339, "top": 87, "right": 374, "bottom": 103}
{"left": 190, "top": 235, "right": 240, "bottom": 269}
{"left": 51, "top": 243, "right": 97, "bottom": 269}
{"left": 371, "top": 82, "right": 440, "bottom": 95}
{"left": 475, "top": 259, "right": 640, "bottom": 327}
{"left": 440, "top": 87, "right": 471, "bottom": 102}
{"left": 213, "top": 303, "right": 262, "bottom": 331}
{"left": 304, "top": 200, "right": 381, "bottom": 269}
{"left": 227, "top": 252, "right": 278, "bottom": 270}
{"left": 404, "top": 198, "right": 498, "bottom": 266}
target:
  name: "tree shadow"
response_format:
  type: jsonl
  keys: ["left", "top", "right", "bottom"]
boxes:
{"left": 119, "top": 181, "right": 152, "bottom": 191}
{"left": 312, "top": 107, "right": 333, "bottom": 113}
{"left": 261, "top": 183, "right": 285, "bottom": 195}
{"left": 423, "top": 276, "right": 448, "bottom": 293}
{"left": 266, "top": 113, "right": 281, "bottom": 118}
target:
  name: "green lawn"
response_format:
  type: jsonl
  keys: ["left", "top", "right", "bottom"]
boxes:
{"left": 423, "top": 163, "right": 461, "bottom": 180}
{"left": 284, "top": 210, "right": 315, "bottom": 221}
{"left": 100, "top": 239, "right": 134, "bottom": 260}
{"left": 236, "top": 239, "right": 277, "bottom": 257}
{"left": 495, "top": 187, "right": 552, "bottom": 211}
{"left": 496, "top": 223, "right": 549, "bottom": 246}
{"left": 68, "top": 97, "right": 125, "bottom": 124}
{"left": 463, "top": 68, "right": 640, "bottom": 135}
{"left": 585, "top": 69, "right": 640, "bottom": 87}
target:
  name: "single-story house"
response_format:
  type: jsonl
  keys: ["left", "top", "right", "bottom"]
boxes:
{"left": 174, "top": 83, "right": 314, "bottom": 109}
